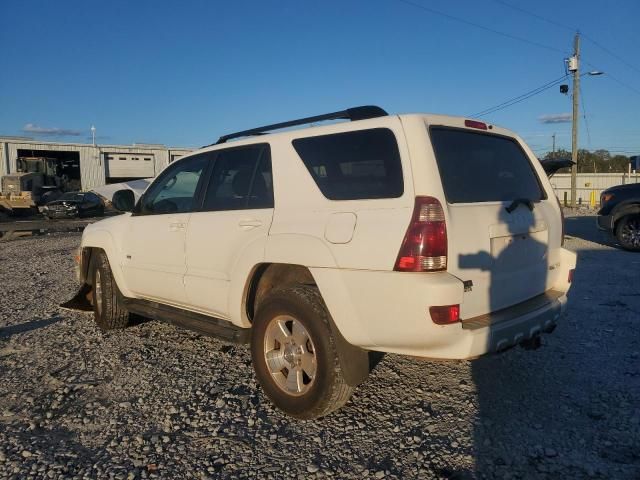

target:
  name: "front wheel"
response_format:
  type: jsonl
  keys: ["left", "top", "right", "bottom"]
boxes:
{"left": 251, "top": 286, "right": 354, "bottom": 419}
{"left": 90, "top": 251, "right": 130, "bottom": 330}
{"left": 615, "top": 214, "right": 640, "bottom": 251}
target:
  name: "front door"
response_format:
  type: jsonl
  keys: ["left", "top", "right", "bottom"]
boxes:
{"left": 122, "top": 153, "right": 210, "bottom": 305}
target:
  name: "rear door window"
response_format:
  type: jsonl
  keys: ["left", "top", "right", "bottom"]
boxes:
{"left": 201, "top": 144, "right": 273, "bottom": 211}
{"left": 429, "top": 127, "right": 545, "bottom": 203}
{"left": 292, "top": 128, "right": 403, "bottom": 200}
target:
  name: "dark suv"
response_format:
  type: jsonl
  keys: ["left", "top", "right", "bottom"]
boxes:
{"left": 597, "top": 183, "right": 640, "bottom": 251}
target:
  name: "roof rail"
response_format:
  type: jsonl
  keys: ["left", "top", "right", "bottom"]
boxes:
{"left": 213, "top": 105, "right": 388, "bottom": 145}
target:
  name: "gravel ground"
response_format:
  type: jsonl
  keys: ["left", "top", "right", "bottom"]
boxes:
{"left": 0, "top": 214, "right": 638, "bottom": 479}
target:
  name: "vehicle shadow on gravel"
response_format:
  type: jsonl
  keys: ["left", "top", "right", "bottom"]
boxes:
{"left": 0, "top": 315, "right": 62, "bottom": 339}
{"left": 467, "top": 207, "right": 558, "bottom": 479}
{"left": 470, "top": 217, "right": 640, "bottom": 479}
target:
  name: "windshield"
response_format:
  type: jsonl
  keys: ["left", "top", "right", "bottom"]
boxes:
{"left": 430, "top": 127, "right": 545, "bottom": 204}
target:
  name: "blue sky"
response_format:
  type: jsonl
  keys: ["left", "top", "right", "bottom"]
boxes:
{"left": 1, "top": 0, "right": 639, "bottom": 156}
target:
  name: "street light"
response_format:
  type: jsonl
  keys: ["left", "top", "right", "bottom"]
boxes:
{"left": 568, "top": 33, "right": 605, "bottom": 207}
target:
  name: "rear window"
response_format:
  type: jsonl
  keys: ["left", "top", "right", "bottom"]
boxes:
{"left": 430, "top": 127, "right": 545, "bottom": 203}
{"left": 292, "top": 128, "right": 403, "bottom": 200}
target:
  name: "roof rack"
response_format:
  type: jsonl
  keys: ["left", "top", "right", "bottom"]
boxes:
{"left": 213, "top": 105, "right": 388, "bottom": 145}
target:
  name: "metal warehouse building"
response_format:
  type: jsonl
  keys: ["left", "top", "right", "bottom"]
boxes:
{"left": 0, "top": 137, "right": 193, "bottom": 192}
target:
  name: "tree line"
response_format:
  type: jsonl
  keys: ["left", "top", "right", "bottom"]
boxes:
{"left": 543, "top": 149, "right": 634, "bottom": 173}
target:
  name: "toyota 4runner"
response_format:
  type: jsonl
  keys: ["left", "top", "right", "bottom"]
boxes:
{"left": 65, "top": 106, "right": 576, "bottom": 418}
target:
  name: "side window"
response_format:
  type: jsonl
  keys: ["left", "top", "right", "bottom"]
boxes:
{"left": 292, "top": 128, "right": 404, "bottom": 200}
{"left": 202, "top": 144, "right": 273, "bottom": 211}
{"left": 139, "top": 154, "right": 208, "bottom": 215}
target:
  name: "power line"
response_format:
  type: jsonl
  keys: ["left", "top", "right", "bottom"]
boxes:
{"left": 583, "top": 59, "right": 640, "bottom": 97}
{"left": 492, "top": 0, "right": 575, "bottom": 32}
{"left": 582, "top": 34, "right": 640, "bottom": 74}
{"left": 390, "top": 0, "right": 567, "bottom": 54}
{"left": 471, "top": 75, "right": 568, "bottom": 118}
{"left": 493, "top": 1, "right": 640, "bottom": 77}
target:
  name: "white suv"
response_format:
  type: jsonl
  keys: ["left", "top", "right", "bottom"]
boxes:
{"left": 67, "top": 106, "right": 576, "bottom": 419}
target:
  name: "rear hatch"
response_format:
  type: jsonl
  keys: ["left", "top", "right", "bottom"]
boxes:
{"left": 429, "top": 125, "right": 557, "bottom": 319}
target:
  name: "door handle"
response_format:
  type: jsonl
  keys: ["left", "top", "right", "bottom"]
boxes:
{"left": 238, "top": 219, "right": 262, "bottom": 229}
{"left": 169, "top": 222, "right": 186, "bottom": 231}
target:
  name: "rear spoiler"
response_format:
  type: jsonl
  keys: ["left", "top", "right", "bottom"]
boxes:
{"left": 539, "top": 158, "right": 574, "bottom": 177}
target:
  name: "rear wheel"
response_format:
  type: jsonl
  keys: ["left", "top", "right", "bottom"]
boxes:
{"left": 90, "top": 251, "right": 130, "bottom": 330}
{"left": 251, "top": 286, "right": 354, "bottom": 419}
{"left": 615, "top": 214, "right": 640, "bottom": 251}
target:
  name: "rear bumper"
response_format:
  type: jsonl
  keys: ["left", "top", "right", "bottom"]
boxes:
{"left": 312, "top": 249, "right": 576, "bottom": 360}
{"left": 461, "top": 290, "right": 565, "bottom": 355}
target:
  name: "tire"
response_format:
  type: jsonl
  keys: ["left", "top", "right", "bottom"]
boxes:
{"left": 90, "top": 250, "right": 130, "bottom": 330}
{"left": 251, "top": 286, "right": 354, "bottom": 419}
{"left": 615, "top": 214, "right": 640, "bottom": 252}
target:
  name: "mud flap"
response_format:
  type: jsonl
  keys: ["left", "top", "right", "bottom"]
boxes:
{"left": 60, "top": 284, "right": 94, "bottom": 312}
{"left": 328, "top": 317, "right": 370, "bottom": 387}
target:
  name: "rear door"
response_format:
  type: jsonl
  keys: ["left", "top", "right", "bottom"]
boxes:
{"left": 184, "top": 144, "right": 274, "bottom": 318}
{"left": 429, "top": 126, "right": 557, "bottom": 319}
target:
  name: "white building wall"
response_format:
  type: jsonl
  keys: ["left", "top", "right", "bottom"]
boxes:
{"left": 550, "top": 173, "right": 640, "bottom": 205}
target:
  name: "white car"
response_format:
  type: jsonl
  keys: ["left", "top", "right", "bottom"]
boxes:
{"left": 66, "top": 106, "right": 576, "bottom": 419}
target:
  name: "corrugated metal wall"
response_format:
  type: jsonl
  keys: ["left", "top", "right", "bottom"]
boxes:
{"left": 0, "top": 142, "right": 7, "bottom": 180}
{"left": 0, "top": 140, "right": 194, "bottom": 192}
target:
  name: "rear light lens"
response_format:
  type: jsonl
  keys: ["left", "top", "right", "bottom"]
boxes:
{"left": 395, "top": 196, "right": 447, "bottom": 272}
{"left": 568, "top": 269, "right": 574, "bottom": 283}
{"left": 464, "top": 119, "right": 488, "bottom": 130}
{"left": 429, "top": 305, "right": 460, "bottom": 325}
{"left": 601, "top": 193, "right": 614, "bottom": 204}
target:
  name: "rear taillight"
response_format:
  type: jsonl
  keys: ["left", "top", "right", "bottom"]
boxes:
{"left": 601, "top": 193, "right": 614, "bottom": 204}
{"left": 394, "top": 196, "right": 447, "bottom": 272}
{"left": 429, "top": 305, "right": 460, "bottom": 325}
{"left": 568, "top": 269, "right": 574, "bottom": 283}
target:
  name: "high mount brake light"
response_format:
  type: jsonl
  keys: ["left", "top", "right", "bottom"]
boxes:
{"left": 394, "top": 196, "right": 447, "bottom": 272}
{"left": 464, "top": 119, "right": 488, "bottom": 130}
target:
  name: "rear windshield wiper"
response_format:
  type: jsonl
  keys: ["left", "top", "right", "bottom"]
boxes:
{"left": 506, "top": 198, "right": 534, "bottom": 213}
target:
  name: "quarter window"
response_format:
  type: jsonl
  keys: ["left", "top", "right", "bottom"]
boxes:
{"left": 292, "top": 128, "right": 404, "bottom": 200}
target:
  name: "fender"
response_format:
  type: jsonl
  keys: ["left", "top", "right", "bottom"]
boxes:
{"left": 81, "top": 226, "right": 135, "bottom": 298}
{"left": 229, "top": 233, "right": 339, "bottom": 327}
{"left": 262, "top": 233, "right": 375, "bottom": 347}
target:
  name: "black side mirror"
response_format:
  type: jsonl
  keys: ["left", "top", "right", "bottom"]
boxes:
{"left": 112, "top": 189, "right": 135, "bottom": 212}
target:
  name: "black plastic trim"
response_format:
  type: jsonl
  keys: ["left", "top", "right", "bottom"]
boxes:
{"left": 123, "top": 298, "right": 250, "bottom": 344}
{"left": 211, "top": 105, "right": 388, "bottom": 145}
{"left": 461, "top": 289, "right": 563, "bottom": 330}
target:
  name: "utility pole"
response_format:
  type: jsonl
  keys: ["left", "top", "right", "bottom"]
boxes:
{"left": 570, "top": 33, "right": 580, "bottom": 207}
{"left": 552, "top": 133, "right": 556, "bottom": 157}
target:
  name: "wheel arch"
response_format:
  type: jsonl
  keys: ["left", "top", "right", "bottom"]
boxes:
{"left": 80, "top": 229, "right": 134, "bottom": 297}
{"left": 243, "top": 263, "right": 370, "bottom": 387}
{"left": 612, "top": 202, "right": 640, "bottom": 231}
